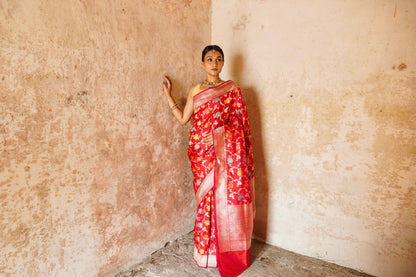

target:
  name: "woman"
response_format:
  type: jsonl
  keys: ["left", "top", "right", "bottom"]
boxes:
{"left": 163, "top": 45, "right": 255, "bottom": 277}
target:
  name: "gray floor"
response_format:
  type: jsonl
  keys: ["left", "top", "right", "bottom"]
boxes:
{"left": 115, "top": 232, "right": 373, "bottom": 277}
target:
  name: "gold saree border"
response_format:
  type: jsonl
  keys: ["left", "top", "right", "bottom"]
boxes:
{"left": 213, "top": 126, "right": 254, "bottom": 253}
{"left": 195, "top": 169, "right": 214, "bottom": 205}
{"left": 193, "top": 80, "right": 236, "bottom": 108}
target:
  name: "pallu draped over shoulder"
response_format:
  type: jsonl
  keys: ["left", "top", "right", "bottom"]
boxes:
{"left": 188, "top": 80, "right": 255, "bottom": 277}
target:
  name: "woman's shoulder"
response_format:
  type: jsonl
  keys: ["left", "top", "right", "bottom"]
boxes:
{"left": 216, "top": 79, "right": 236, "bottom": 86}
{"left": 190, "top": 80, "right": 238, "bottom": 97}
{"left": 190, "top": 82, "right": 203, "bottom": 90}
{"left": 190, "top": 83, "right": 204, "bottom": 97}
{"left": 223, "top": 80, "right": 239, "bottom": 90}
{"left": 226, "top": 79, "right": 237, "bottom": 86}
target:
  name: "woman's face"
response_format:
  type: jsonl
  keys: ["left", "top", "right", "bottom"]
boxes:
{"left": 201, "top": 50, "right": 224, "bottom": 78}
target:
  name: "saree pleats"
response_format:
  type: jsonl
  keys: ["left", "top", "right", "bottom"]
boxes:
{"left": 188, "top": 80, "right": 255, "bottom": 277}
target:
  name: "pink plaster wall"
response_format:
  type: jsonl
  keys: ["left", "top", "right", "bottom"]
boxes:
{"left": 0, "top": 1, "right": 210, "bottom": 276}
{"left": 212, "top": 0, "right": 416, "bottom": 276}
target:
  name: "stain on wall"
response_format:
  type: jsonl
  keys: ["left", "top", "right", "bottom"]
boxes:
{"left": 212, "top": 0, "right": 416, "bottom": 276}
{"left": 0, "top": 0, "right": 210, "bottom": 276}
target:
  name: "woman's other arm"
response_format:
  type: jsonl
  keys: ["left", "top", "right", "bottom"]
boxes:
{"left": 163, "top": 75, "right": 194, "bottom": 125}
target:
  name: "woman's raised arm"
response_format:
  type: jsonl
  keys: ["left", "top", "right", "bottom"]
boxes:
{"left": 163, "top": 76, "right": 194, "bottom": 125}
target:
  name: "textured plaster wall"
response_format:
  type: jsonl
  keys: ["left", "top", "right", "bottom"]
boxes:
{"left": 0, "top": 1, "right": 210, "bottom": 276}
{"left": 212, "top": 0, "right": 416, "bottom": 276}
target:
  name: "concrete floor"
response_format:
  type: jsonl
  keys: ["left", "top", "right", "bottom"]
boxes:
{"left": 115, "top": 232, "right": 373, "bottom": 277}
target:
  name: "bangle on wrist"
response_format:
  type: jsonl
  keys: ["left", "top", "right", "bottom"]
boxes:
{"left": 170, "top": 103, "right": 179, "bottom": 111}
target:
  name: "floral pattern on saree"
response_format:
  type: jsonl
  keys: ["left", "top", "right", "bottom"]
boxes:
{"left": 188, "top": 80, "right": 254, "bottom": 274}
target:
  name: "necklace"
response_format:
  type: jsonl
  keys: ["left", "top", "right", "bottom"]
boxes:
{"left": 204, "top": 78, "right": 222, "bottom": 88}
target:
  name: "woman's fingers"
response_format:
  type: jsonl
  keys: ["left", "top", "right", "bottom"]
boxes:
{"left": 162, "top": 76, "right": 172, "bottom": 96}
{"left": 203, "top": 132, "right": 213, "bottom": 145}
{"left": 163, "top": 76, "right": 171, "bottom": 89}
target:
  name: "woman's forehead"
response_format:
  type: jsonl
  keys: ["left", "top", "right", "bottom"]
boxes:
{"left": 205, "top": 50, "right": 222, "bottom": 57}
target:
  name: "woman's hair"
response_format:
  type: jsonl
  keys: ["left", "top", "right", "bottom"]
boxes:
{"left": 201, "top": 45, "right": 224, "bottom": 61}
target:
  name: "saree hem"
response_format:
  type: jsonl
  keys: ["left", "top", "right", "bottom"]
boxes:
{"left": 193, "top": 246, "right": 217, "bottom": 268}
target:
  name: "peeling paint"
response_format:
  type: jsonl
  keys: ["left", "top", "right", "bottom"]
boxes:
{"left": 0, "top": 0, "right": 209, "bottom": 276}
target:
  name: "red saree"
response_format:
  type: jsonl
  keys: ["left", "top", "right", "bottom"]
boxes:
{"left": 188, "top": 80, "right": 255, "bottom": 277}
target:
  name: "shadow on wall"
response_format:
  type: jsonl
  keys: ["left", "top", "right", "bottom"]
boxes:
{"left": 230, "top": 53, "right": 270, "bottom": 242}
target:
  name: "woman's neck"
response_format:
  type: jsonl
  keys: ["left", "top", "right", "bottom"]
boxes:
{"left": 204, "top": 78, "right": 222, "bottom": 88}
{"left": 206, "top": 75, "right": 220, "bottom": 83}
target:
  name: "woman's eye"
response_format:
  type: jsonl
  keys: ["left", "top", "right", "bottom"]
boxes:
{"left": 207, "top": 58, "right": 212, "bottom": 62}
{"left": 217, "top": 59, "right": 222, "bottom": 62}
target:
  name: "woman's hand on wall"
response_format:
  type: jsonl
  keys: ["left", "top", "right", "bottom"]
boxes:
{"left": 163, "top": 75, "right": 172, "bottom": 97}
{"left": 162, "top": 75, "right": 194, "bottom": 125}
